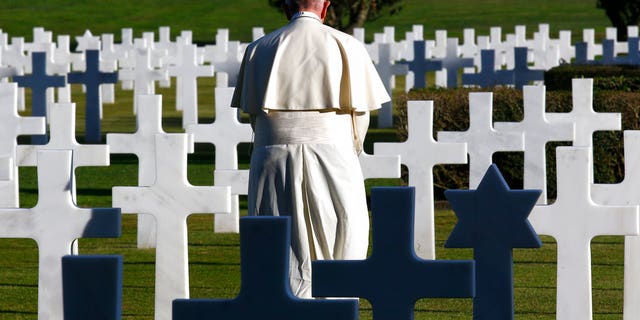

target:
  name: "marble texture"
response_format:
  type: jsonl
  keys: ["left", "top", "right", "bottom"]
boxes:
{"left": 0, "top": 150, "right": 120, "bottom": 320}
{"left": 187, "top": 87, "right": 252, "bottom": 233}
{"left": 438, "top": 92, "right": 524, "bottom": 189}
{"left": 0, "top": 83, "right": 45, "bottom": 207}
{"left": 529, "top": 147, "right": 639, "bottom": 320}
{"left": 168, "top": 43, "right": 213, "bottom": 128}
{"left": 494, "top": 85, "right": 574, "bottom": 204}
{"left": 375, "top": 101, "right": 467, "bottom": 259}
{"left": 107, "top": 94, "right": 193, "bottom": 248}
{"left": 112, "top": 134, "right": 231, "bottom": 320}
{"left": 590, "top": 131, "right": 640, "bottom": 320}
{"left": 547, "top": 79, "right": 621, "bottom": 150}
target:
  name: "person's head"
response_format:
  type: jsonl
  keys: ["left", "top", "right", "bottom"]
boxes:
{"left": 283, "top": 0, "right": 331, "bottom": 21}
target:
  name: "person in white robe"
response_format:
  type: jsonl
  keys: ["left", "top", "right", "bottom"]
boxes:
{"left": 231, "top": 0, "right": 390, "bottom": 298}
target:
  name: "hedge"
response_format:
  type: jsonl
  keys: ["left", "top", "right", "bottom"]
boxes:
{"left": 396, "top": 87, "right": 640, "bottom": 201}
{"left": 545, "top": 64, "right": 640, "bottom": 91}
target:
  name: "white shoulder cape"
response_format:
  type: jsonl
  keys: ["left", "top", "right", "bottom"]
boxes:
{"left": 231, "top": 17, "right": 390, "bottom": 114}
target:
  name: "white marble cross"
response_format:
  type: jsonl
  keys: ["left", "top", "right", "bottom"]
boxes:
{"left": 112, "top": 134, "right": 231, "bottom": 320}
{"left": 168, "top": 43, "right": 214, "bottom": 128}
{"left": 119, "top": 46, "right": 169, "bottom": 113}
{"left": 529, "top": 146, "right": 639, "bottom": 320}
{"left": 494, "top": 85, "right": 574, "bottom": 204}
{"left": 590, "top": 131, "right": 640, "bottom": 320}
{"left": 375, "top": 100, "right": 467, "bottom": 259}
{"left": 100, "top": 33, "right": 126, "bottom": 104}
{"left": 546, "top": 78, "right": 621, "bottom": 149}
{"left": 0, "top": 83, "right": 45, "bottom": 207}
{"left": 0, "top": 149, "right": 120, "bottom": 320}
{"left": 583, "top": 29, "right": 602, "bottom": 61}
{"left": 375, "top": 43, "right": 408, "bottom": 128}
{"left": 107, "top": 94, "right": 193, "bottom": 248}
{"left": 437, "top": 92, "right": 524, "bottom": 189}
{"left": 186, "top": 87, "right": 252, "bottom": 233}
{"left": 211, "top": 41, "right": 242, "bottom": 87}
{"left": 358, "top": 151, "right": 401, "bottom": 181}
{"left": 16, "top": 102, "right": 109, "bottom": 169}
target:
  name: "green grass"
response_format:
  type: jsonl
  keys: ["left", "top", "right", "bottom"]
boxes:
{"left": 0, "top": 0, "right": 613, "bottom": 43}
{"left": 0, "top": 1, "right": 629, "bottom": 319}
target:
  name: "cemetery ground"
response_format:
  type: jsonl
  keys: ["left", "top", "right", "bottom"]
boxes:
{"left": 0, "top": 0, "right": 627, "bottom": 319}
{"left": 0, "top": 76, "right": 628, "bottom": 319}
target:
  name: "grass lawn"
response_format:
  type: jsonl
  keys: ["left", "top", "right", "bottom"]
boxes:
{"left": 0, "top": 0, "right": 612, "bottom": 43}
{"left": 0, "top": 1, "right": 629, "bottom": 319}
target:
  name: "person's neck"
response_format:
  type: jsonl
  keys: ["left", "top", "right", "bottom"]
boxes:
{"left": 291, "top": 10, "right": 321, "bottom": 21}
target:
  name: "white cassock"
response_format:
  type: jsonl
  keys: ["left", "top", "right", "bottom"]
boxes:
{"left": 231, "top": 11, "right": 390, "bottom": 298}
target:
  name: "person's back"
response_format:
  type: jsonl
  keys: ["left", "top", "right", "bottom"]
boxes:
{"left": 231, "top": 0, "right": 390, "bottom": 298}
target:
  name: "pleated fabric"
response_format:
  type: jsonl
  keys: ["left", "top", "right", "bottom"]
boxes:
{"left": 248, "top": 110, "right": 370, "bottom": 298}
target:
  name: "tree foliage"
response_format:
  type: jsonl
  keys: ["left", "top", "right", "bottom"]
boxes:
{"left": 597, "top": 0, "right": 640, "bottom": 40}
{"left": 268, "top": 0, "right": 403, "bottom": 34}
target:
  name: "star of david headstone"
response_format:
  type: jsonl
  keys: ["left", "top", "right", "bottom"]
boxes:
{"left": 445, "top": 164, "right": 541, "bottom": 319}
{"left": 313, "top": 187, "right": 475, "bottom": 320}
{"left": 172, "top": 216, "right": 358, "bottom": 320}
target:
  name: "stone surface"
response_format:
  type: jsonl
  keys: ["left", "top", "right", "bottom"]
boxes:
{"left": 590, "top": 131, "right": 640, "bottom": 320}
{"left": 118, "top": 46, "right": 168, "bottom": 113}
{"left": 108, "top": 95, "right": 171, "bottom": 248}
{"left": 438, "top": 92, "right": 524, "bottom": 188}
{"left": 187, "top": 87, "right": 252, "bottom": 233}
{"left": 0, "top": 83, "right": 45, "bottom": 207}
{"left": 173, "top": 216, "right": 358, "bottom": 320}
{"left": 494, "top": 85, "right": 574, "bottom": 204}
{"left": 313, "top": 187, "right": 475, "bottom": 320}
{"left": 546, "top": 78, "right": 621, "bottom": 149}
{"left": 0, "top": 150, "right": 120, "bottom": 320}
{"left": 528, "top": 147, "right": 639, "bottom": 320}
{"left": 168, "top": 43, "right": 214, "bottom": 128}
{"left": 375, "top": 100, "right": 467, "bottom": 259}
{"left": 112, "top": 134, "right": 231, "bottom": 320}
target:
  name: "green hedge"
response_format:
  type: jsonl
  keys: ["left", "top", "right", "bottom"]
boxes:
{"left": 396, "top": 87, "right": 640, "bottom": 201}
{"left": 545, "top": 64, "right": 640, "bottom": 91}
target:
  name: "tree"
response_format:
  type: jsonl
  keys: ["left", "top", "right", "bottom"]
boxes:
{"left": 597, "top": 0, "right": 640, "bottom": 40}
{"left": 268, "top": 0, "right": 403, "bottom": 34}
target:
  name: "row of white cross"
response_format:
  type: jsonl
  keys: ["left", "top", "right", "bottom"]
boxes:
{"left": 2, "top": 24, "right": 639, "bottom": 130}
